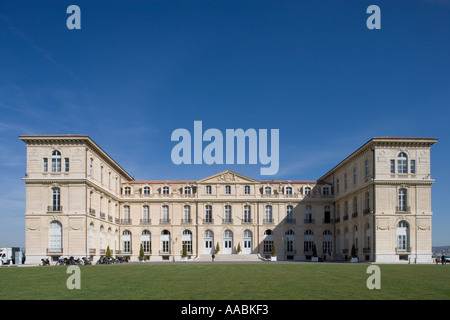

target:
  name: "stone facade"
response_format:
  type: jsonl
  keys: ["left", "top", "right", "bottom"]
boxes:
{"left": 20, "top": 135, "right": 437, "bottom": 264}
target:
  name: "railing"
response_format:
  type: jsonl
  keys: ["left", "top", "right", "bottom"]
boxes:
{"left": 140, "top": 219, "right": 151, "bottom": 225}
{"left": 120, "top": 219, "right": 132, "bottom": 225}
{"left": 89, "top": 208, "right": 96, "bottom": 216}
{"left": 203, "top": 218, "right": 214, "bottom": 224}
{"left": 363, "top": 208, "right": 371, "bottom": 215}
{"left": 285, "top": 219, "right": 296, "bottom": 224}
{"left": 222, "top": 218, "right": 233, "bottom": 224}
{"left": 323, "top": 218, "right": 333, "bottom": 224}
{"left": 242, "top": 219, "right": 253, "bottom": 224}
{"left": 263, "top": 218, "right": 274, "bottom": 224}
{"left": 396, "top": 206, "right": 411, "bottom": 213}
{"left": 47, "top": 206, "right": 63, "bottom": 212}
{"left": 182, "top": 218, "right": 192, "bottom": 224}
{"left": 304, "top": 218, "right": 315, "bottom": 224}
{"left": 100, "top": 212, "right": 106, "bottom": 219}
{"left": 160, "top": 219, "right": 171, "bottom": 224}
{"left": 47, "top": 248, "right": 63, "bottom": 255}
{"left": 395, "top": 247, "right": 411, "bottom": 254}
{"left": 352, "top": 212, "right": 358, "bottom": 218}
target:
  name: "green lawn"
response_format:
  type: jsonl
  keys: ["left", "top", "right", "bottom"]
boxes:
{"left": 0, "top": 263, "right": 449, "bottom": 300}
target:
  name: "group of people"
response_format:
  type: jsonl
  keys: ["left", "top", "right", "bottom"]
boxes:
{"left": 436, "top": 254, "right": 447, "bottom": 265}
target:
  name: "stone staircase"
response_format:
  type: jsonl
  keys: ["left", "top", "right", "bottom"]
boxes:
{"left": 194, "top": 253, "right": 262, "bottom": 262}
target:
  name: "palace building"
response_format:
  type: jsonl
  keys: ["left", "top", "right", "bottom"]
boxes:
{"left": 20, "top": 135, "right": 437, "bottom": 264}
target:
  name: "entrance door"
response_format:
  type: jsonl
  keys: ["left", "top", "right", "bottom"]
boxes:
{"left": 223, "top": 230, "right": 233, "bottom": 254}
{"left": 204, "top": 230, "right": 214, "bottom": 254}
{"left": 243, "top": 230, "right": 252, "bottom": 254}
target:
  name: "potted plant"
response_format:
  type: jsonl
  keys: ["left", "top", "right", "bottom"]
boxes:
{"left": 271, "top": 244, "right": 277, "bottom": 261}
{"left": 312, "top": 244, "right": 319, "bottom": 262}
{"left": 236, "top": 242, "right": 242, "bottom": 254}
{"left": 138, "top": 243, "right": 147, "bottom": 262}
{"left": 350, "top": 244, "right": 358, "bottom": 263}
{"left": 181, "top": 243, "right": 188, "bottom": 262}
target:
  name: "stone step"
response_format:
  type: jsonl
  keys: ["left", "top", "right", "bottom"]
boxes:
{"left": 194, "top": 253, "right": 261, "bottom": 262}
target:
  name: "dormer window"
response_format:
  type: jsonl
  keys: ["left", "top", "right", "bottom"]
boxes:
{"left": 285, "top": 187, "right": 292, "bottom": 195}
{"left": 143, "top": 186, "right": 150, "bottom": 195}
{"left": 162, "top": 186, "right": 169, "bottom": 195}
{"left": 124, "top": 187, "right": 131, "bottom": 195}
{"left": 184, "top": 186, "right": 191, "bottom": 195}
{"left": 304, "top": 187, "right": 311, "bottom": 195}
{"left": 265, "top": 186, "right": 271, "bottom": 195}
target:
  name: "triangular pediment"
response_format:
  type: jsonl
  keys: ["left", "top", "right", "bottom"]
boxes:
{"left": 198, "top": 170, "right": 259, "bottom": 184}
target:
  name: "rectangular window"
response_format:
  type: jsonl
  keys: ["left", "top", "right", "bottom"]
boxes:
{"left": 344, "top": 173, "right": 348, "bottom": 189}
{"left": 390, "top": 160, "right": 395, "bottom": 174}
{"left": 64, "top": 158, "right": 69, "bottom": 172}
{"left": 225, "top": 186, "right": 231, "bottom": 194}
{"left": 206, "top": 186, "right": 212, "bottom": 195}
{"left": 90, "top": 158, "right": 93, "bottom": 176}
{"left": 205, "top": 205, "right": 212, "bottom": 223}
{"left": 244, "top": 186, "right": 250, "bottom": 195}
{"left": 353, "top": 167, "right": 357, "bottom": 185}
{"left": 43, "top": 158, "right": 48, "bottom": 172}
{"left": 410, "top": 160, "right": 416, "bottom": 174}
{"left": 365, "top": 159, "right": 369, "bottom": 178}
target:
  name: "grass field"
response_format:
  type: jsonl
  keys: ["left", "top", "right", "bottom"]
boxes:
{"left": 0, "top": 263, "right": 449, "bottom": 300}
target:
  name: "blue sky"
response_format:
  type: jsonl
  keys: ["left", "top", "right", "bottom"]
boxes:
{"left": 0, "top": 0, "right": 449, "bottom": 247}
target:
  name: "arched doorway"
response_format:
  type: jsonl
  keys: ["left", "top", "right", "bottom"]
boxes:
{"left": 243, "top": 229, "right": 252, "bottom": 254}
{"left": 223, "top": 229, "right": 233, "bottom": 254}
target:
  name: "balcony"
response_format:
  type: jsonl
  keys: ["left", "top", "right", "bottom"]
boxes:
{"left": 203, "top": 218, "right": 214, "bottom": 224}
{"left": 396, "top": 247, "right": 411, "bottom": 254}
{"left": 47, "top": 248, "right": 63, "bottom": 255}
{"left": 89, "top": 208, "right": 96, "bottom": 216}
{"left": 263, "top": 218, "right": 274, "bottom": 224}
{"left": 242, "top": 219, "right": 253, "bottom": 224}
{"left": 363, "top": 208, "right": 371, "bottom": 215}
{"left": 160, "top": 219, "right": 171, "bottom": 225}
{"left": 222, "top": 218, "right": 233, "bottom": 224}
{"left": 304, "top": 218, "right": 315, "bottom": 224}
{"left": 181, "top": 218, "right": 192, "bottom": 224}
{"left": 285, "top": 218, "right": 296, "bottom": 224}
{"left": 47, "top": 206, "right": 63, "bottom": 213}
{"left": 140, "top": 219, "right": 151, "bottom": 225}
{"left": 352, "top": 212, "right": 358, "bottom": 218}
{"left": 323, "top": 218, "right": 333, "bottom": 224}
{"left": 100, "top": 212, "right": 106, "bottom": 219}
{"left": 120, "top": 219, "right": 132, "bottom": 225}
{"left": 396, "top": 206, "right": 411, "bottom": 213}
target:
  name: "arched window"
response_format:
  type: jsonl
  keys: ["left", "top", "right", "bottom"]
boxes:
{"left": 51, "top": 150, "right": 61, "bottom": 172}
{"left": 397, "top": 152, "right": 408, "bottom": 174}
{"left": 304, "top": 229, "right": 314, "bottom": 253}
{"left": 122, "top": 230, "right": 131, "bottom": 253}
{"left": 263, "top": 230, "right": 273, "bottom": 253}
{"left": 397, "top": 221, "right": 409, "bottom": 252}
{"left": 182, "top": 230, "right": 193, "bottom": 254}
{"left": 161, "top": 230, "right": 170, "bottom": 254}
{"left": 323, "top": 230, "right": 333, "bottom": 255}
{"left": 304, "top": 187, "right": 311, "bottom": 195}
{"left": 49, "top": 221, "right": 62, "bottom": 253}
{"left": 265, "top": 186, "right": 271, "bottom": 195}
{"left": 285, "top": 230, "right": 295, "bottom": 253}
{"left": 141, "top": 230, "right": 151, "bottom": 254}
{"left": 223, "top": 229, "right": 233, "bottom": 254}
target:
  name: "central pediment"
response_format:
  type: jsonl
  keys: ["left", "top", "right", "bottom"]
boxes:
{"left": 198, "top": 170, "right": 259, "bottom": 184}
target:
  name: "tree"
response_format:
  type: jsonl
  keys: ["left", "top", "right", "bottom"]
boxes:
{"left": 350, "top": 244, "right": 357, "bottom": 258}
{"left": 312, "top": 243, "right": 318, "bottom": 257}
{"left": 215, "top": 242, "right": 220, "bottom": 254}
{"left": 139, "top": 243, "right": 146, "bottom": 262}
{"left": 105, "top": 245, "right": 112, "bottom": 259}
{"left": 271, "top": 243, "right": 276, "bottom": 257}
{"left": 236, "top": 242, "right": 242, "bottom": 254}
